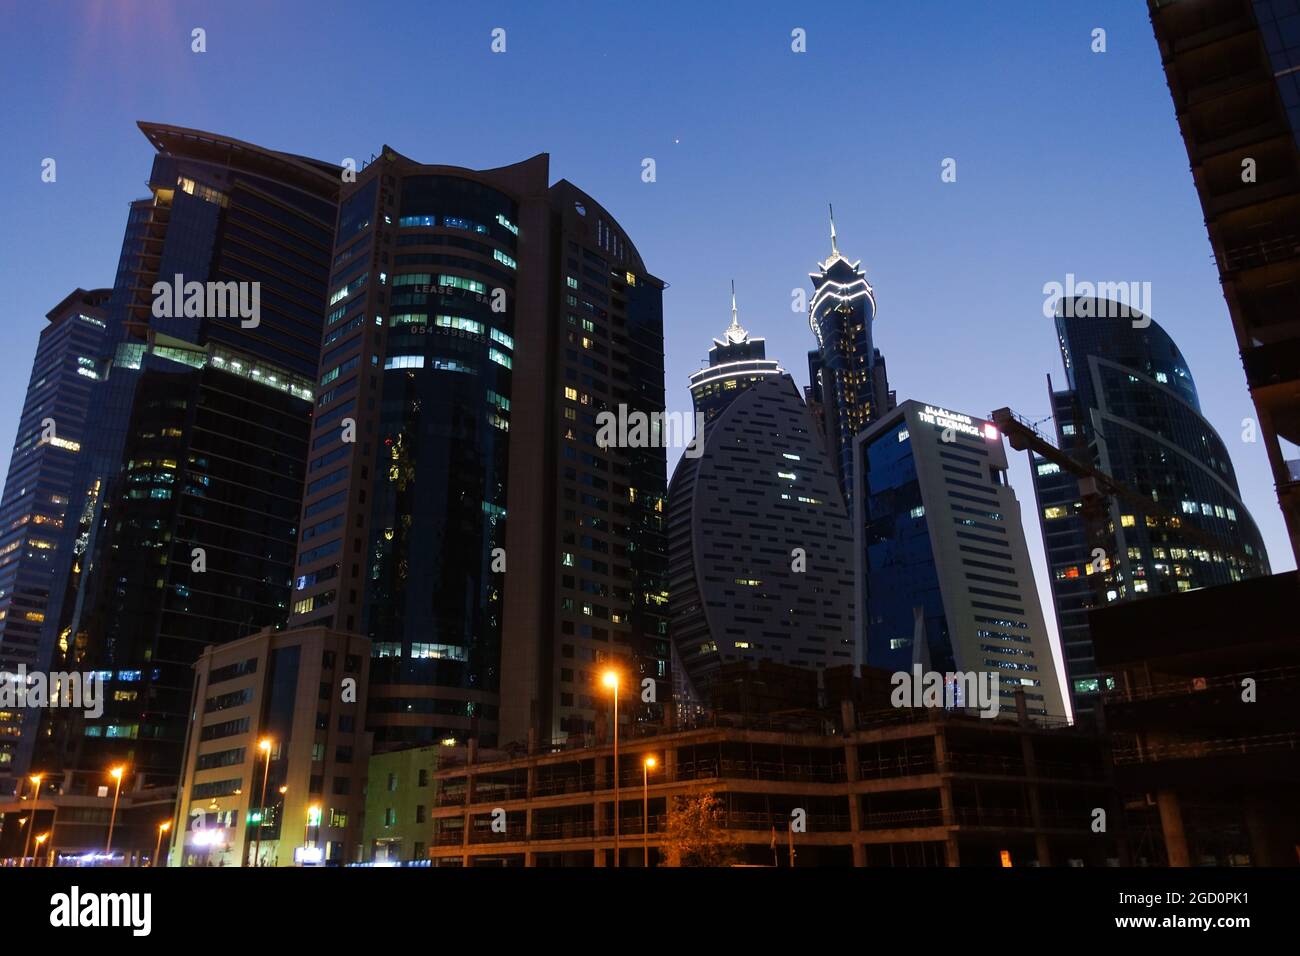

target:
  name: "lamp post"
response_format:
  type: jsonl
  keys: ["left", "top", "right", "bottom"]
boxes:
{"left": 601, "top": 669, "right": 620, "bottom": 868}
{"left": 34, "top": 833, "right": 48, "bottom": 867}
{"left": 105, "top": 766, "right": 126, "bottom": 859}
{"left": 21, "top": 774, "right": 43, "bottom": 867}
{"left": 252, "top": 737, "right": 272, "bottom": 867}
{"left": 642, "top": 756, "right": 656, "bottom": 867}
{"left": 153, "top": 821, "right": 171, "bottom": 867}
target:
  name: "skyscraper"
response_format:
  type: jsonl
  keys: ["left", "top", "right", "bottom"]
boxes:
{"left": 855, "top": 401, "right": 1067, "bottom": 720}
{"left": 1029, "top": 298, "right": 1269, "bottom": 716}
{"left": 668, "top": 298, "right": 854, "bottom": 704}
{"left": 1149, "top": 0, "right": 1300, "bottom": 563}
{"left": 25, "top": 123, "right": 340, "bottom": 787}
{"left": 287, "top": 148, "right": 668, "bottom": 748}
{"left": 807, "top": 210, "right": 894, "bottom": 505}
{"left": 0, "top": 290, "right": 109, "bottom": 779}
{"left": 688, "top": 283, "right": 783, "bottom": 425}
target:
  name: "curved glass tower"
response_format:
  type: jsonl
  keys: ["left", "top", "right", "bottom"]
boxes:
{"left": 806, "top": 212, "right": 893, "bottom": 506}
{"left": 669, "top": 301, "right": 854, "bottom": 705}
{"left": 1032, "top": 297, "right": 1270, "bottom": 716}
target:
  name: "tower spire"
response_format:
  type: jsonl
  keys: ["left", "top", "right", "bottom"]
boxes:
{"left": 829, "top": 203, "right": 839, "bottom": 257}
{"left": 724, "top": 279, "right": 746, "bottom": 343}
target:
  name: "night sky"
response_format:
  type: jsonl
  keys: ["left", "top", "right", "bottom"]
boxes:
{"left": 4, "top": 1, "right": 1291, "bottom": 709}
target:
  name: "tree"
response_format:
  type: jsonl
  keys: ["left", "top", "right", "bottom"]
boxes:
{"left": 663, "top": 790, "right": 740, "bottom": 867}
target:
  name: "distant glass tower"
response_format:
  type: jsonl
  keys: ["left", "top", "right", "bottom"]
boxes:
{"left": 855, "top": 400, "right": 1068, "bottom": 720}
{"left": 669, "top": 296, "right": 854, "bottom": 704}
{"left": 0, "top": 290, "right": 109, "bottom": 778}
{"left": 1030, "top": 298, "right": 1270, "bottom": 717}
{"left": 807, "top": 208, "right": 893, "bottom": 506}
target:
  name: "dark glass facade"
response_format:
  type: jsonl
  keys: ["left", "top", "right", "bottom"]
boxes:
{"left": 36, "top": 356, "right": 313, "bottom": 782}
{"left": 20, "top": 124, "right": 339, "bottom": 787}
{"left": 857, "top": 402, "right": 1068, "bottom": 719}
{"left": 0, "top": 291, "right": 109, "bottom": 780}
{"left": 290, "top": 152, "right": 536, "bottom": 749}
{"left": 291, "top": 152, "right": 669, "bottom": 747}
{"left": 806, "top": 232, "right": 894, "bottom": 506}
{"left": 1031, "top": 298, "right": 1270, "bottom": 716}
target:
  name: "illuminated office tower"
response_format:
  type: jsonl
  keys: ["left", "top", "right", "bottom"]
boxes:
{"left": 1029, "top": 298, "right": 1269, "bottom": 717}
{"left": 855, "top": 401, "right": 1067, "bottom": 719}
{"left": 28, "top": 123, "right": 340, "bottom": 788}
{"left": 0, "top": 290, "right": 109, "bottom": 780}
{"left": 806, "top": 210, "right": 894, "bottom": 506}
{"left": 289, "top": 149, "right": 668, "bottom": 747}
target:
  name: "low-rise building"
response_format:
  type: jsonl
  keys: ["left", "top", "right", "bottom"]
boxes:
{"left": 408, "top": 699, "right": 1115, "bottom": 867}
{"left": 170, "top": 626, "right": 371, "bottom": 867}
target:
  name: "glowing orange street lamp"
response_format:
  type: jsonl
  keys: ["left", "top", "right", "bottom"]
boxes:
{"left": 642, "top": 756, "right": 657, "bottom": 867}
{"left": 153, "top": 821, "right": 172, "bottom": 868}
{"left": 21, "top": 774, "right": 43, "bottom": 868}
{"left": 105, "top": 766, "right": 126, "bottom": 857}
{"left": 601, "top": 668, "right": 621, "bottom": 867}
{"left": 33, "top": 833, "right": 48, "bottom": 867}
{"left": 252, "top": 738, "right": 273, "bottom": 867}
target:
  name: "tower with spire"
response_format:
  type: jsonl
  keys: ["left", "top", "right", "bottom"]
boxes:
{"left": 806, "top": 206, "right": 894, "bottom": 505}
{"left": 687, "top": 281, "right": 784, "bottom": 426}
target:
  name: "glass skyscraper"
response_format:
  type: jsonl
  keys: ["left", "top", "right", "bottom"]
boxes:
{"left": 22, "top": 123, "right": 340, "bottom": 788}
{"left": 290, "top": 150, "right": 669, "bottom": 748}
{"left": 856, "top": 401, "right": 1067, "bottom": 719}
{"left": 1030, "top": 298, "right": 1270, "bottom": 717}
{"left": 806, "top": 214, "right": 893, "bottom": 506}
{"left": 0, "top": 290, "right": 109, "bottom": 780}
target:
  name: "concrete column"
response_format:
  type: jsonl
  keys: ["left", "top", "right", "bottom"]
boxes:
{"left": 1156, "top": 790, "right": 1190, "bottom": 867}
{"left": 1244, "top": 794, "right": 1280, "bottom": 867}
{"left": 843, "top": 733, "right": 865, "bottom": 866}
{"left": 1020, "top": 726, "right": 1049, "bottom": 865}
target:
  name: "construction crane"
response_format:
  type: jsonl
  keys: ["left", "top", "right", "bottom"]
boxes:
{"left": 989, "top": 407, "right": 1255, "bottom": 567}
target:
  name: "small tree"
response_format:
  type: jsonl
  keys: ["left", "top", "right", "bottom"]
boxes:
{"left": 663, "top": 790, "right": 740, "bottom": 867}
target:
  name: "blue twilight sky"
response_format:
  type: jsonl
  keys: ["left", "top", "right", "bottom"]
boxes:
{"left": 1, "top": 1, "right": 1292, "bottom": 701}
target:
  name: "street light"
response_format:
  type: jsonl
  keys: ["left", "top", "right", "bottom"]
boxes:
{"left": 105, "top": 766, "right": 126, "bottom": 859}
{"left": 252, "top": 737, "right": 273, "bottom": 867}
{"left": 33, "top": 833, "right": 48, "bottom": 867}
{"left": 601, "top": 668, "right": 620, "bottom": 867}
{"left": 153, "top": 821, "right": 171, "bottom": 868}
{"left": 21, "top": 774, "right": 43, "bottom": 868}
{"left": 642, "top": 756, "right": 656, "bottom": 867}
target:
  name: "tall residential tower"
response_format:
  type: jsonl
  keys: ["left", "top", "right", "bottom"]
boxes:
{"left": 806, "top": 211, "right": 894, "bottom": 506}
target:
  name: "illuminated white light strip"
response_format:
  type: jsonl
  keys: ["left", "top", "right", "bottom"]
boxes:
{"left": 689, "top": 362, "right": 784, "bottom": 390}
